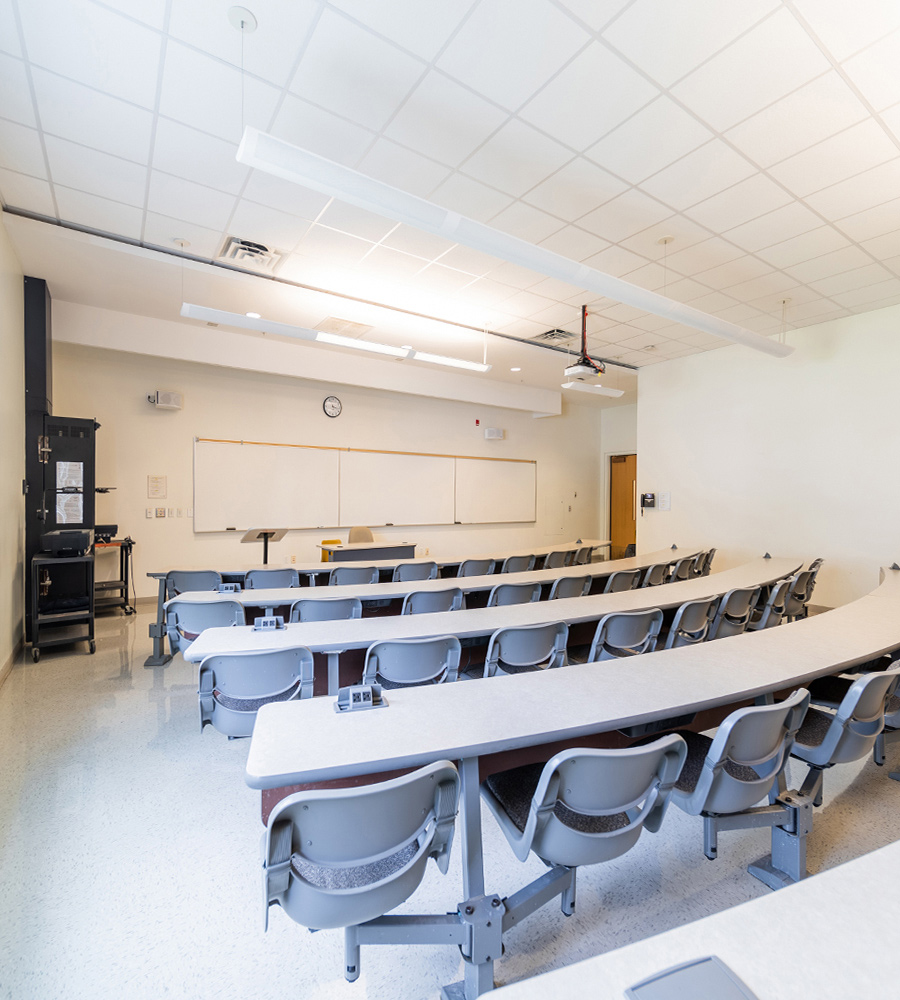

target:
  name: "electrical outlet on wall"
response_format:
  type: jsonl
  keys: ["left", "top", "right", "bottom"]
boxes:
{"left": 168, "top": 508, "right": 176, "bottom": 518}
{"left": 146, "top": 508, "right": 153, "bottom": 518}
{"left": 187, "top": 507, "right": 193, "bottom": 518}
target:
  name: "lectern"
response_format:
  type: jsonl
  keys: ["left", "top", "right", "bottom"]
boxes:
{"left": 241, "top": 527, "right": 287, "bottom": 565}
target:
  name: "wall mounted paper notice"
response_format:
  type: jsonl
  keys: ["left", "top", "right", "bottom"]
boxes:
{"left": 147, "top": 475, "right": 167, "bottom": 499}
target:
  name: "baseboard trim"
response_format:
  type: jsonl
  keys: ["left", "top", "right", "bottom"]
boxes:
{"left": 0, "top": 636, "right": 24, "bottom": 692}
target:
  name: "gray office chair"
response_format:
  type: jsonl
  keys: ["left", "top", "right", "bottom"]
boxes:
{"left": 362, "top": 635, "right": 462, "bottom": 687}
{"left": 198, "top": 646, "right": 314, "bottom": 737}
{"left": 640, "top": 563, "right": 669, "bottom": 587}
{"left": 747, "top": 577, "right": 792, "bottom": 631}
{"left": 700, "top": 547, "right": 717, "bottom": 576}
{"left": 689, "top": 551, "right": 708, "bottom": 578}
{"left": 663, "top": 597, "right": 719, "bottom": 649}
{"left": 480, "top": 736, "right": 686, "bottom": 923}
{"left": 392, "top": 561, "right": 438, "bottom": 582}
{"left": 548, "top": 575, "right": 590, "bottom": 600}
{"left": 783, "top": 569, "right": 816, "bottom": 622}
{"left": 543, "top": 550, "right": 572, "bottom": 570}
{"left": 708, "top": 586, "right": 761, "bottom": 640}
{"left": 263, "top": 761, "right": 460, "bottom": 982}
{"left": 587, "top": 609, "right": 663, "bottom": 661}
{"left": 245, "top": 568, "right": 300, "bottom": 589}
{"left": 667, "top": 556, "right": 695, "bottom": 583}
{"left": 501, "top": 554, "right": 536, "bottom": 573}
{"left": 165, "top": 598, "right": 244, "bottom": 654}
{"left": 572, "top": 546, "right": 593, "bottom": 566}
{"left": 483, "top": 622, "right": 568, "bottom": 678}
{"left": 329, "top": 565, "right": 379, "bottom": 586}
{"left": 457, "top": 557, "right": 495, "bottom": 577}
{"left": 603, "top": 569, "right": 641, "bottom": 593}
{"left": 164, "top": 569, "right": 221, "bottom": 599}
{"left": 487, "top": 582, "right": 542, "bottom": 607}
{"left": 289, "top": 597, "right": 363, "bottom": 623}
{"left": 348, "top": 526, "right": 374, "bottom": 543}
{"left": 400, "top": 588, "right": 464, "bottom": 615}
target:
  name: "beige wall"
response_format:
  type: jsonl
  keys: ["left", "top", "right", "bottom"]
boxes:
{"left": 0, "top": 216, "right": 24, "bottom": 684}
{"left": 53, "top": 340, "right": 607, "bottom": 600}
{"left": 597, "top": 403, "right": 637, "bottom": 541}
{"left": 636, "top": 304, "right": 900, "bottom": 607}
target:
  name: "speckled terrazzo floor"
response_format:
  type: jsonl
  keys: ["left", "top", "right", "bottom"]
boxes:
{"left": 1, "top": 606, "right": 898, "bottom": 1000}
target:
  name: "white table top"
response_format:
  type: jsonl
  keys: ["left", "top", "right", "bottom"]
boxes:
{"left": 241, "top": 558, "right": 883, "bottom": 791}
{"left": 184, "top": 556, "right": 795, "bottom": 663}
{"left": 490, "top": 835, "right": 900, "bottom": 999}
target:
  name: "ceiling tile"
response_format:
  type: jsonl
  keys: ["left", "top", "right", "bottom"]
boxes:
{"left": 461, "top": 118, "right": 573, "bottom": 198}
{"left": 460, "top": 275, "right": 522, "bottom": 305}
{"left": 842, "top": 30, "right": 900, "bottom": 111}
{"left": 436, "top": 0, "right": 589, "bottom": 111}
{"left": 54, "top": 185, "right": 143, "bottom": 238}
{"left": 490, "top": 201, "right": 564, "bottom": 243}
{"left": 240, "top": 171, "right": 330, "bottom": 222}
{"left": 356, "top": 244, "right": 429, "bottom": 280}
{"left": 576, "top": 189, "right": 672, "bottom": 243}
{"left": 791, "top": 0, "right": 900, "bottom": 62}
{"left": 859, "top": 230, "right": 900, "bottom": 259}
{"left": 270, "top": 94, "right": 375, "bottom": 166}
{"left": 0, "top": 53, "right": 35, "bottom": 126}
{"left": 639, "top": 140, "right": 756, "bottom": 211}
{"left": 662, "top": 276, "right": 713, "bottom": 302}
{"left": 671, "top": 9, "right": 831, "bottom": 132}
{"left": 785, "top": 244, "right": 874, "bottom": 283}
{"left": 527, "top": 275, "right": 589, "bottom": 301}
{"left": 693, "top": 255, "right": 771, "bottom": 290}
{"left": 152, "top": 119, "right": 249, "bottom": 195}
{"left": 518, "top": 42, "right": 659, "bottom": 150}
{"left": 805, "top": 158, "right": 900, "bottom": 220}
{"left": 228, "top": 200, "right": 312, "bottom": 253}
{"left": 723, "top": 72, "right": 869, "bottom": 169}
{"left": 147, "top": 171, "right": 237, "bottom": 231}
{"left": 835, "top": 196, "right": 900, "bottom": 243}
{"left": 413, "top": 262, "right": 480, "bottom": 295}
{"left": 523, "top": 157, "right": 627, "bottom": 222}
{"left": 289, "top": 9, "right": 426, "bottom": 131}
{"left": 808, "top": 262, "right": 893, "bottom": 297}
{"left": 295, "top": 223, "right": 374, "bottom": 263}
{"left": 618, "top": 214, "right": 710, "bottom": 259}
{"left": 755, "top": 226, "right": 850, "bottom": 269}
{"left": 684, "top": 290, "right": 740, "bottom": 313}
{"left": 142, "top": 213, "right": 225, "bottom": 258}
{"left": 538, "top": 225, "right": 609, "bottom": 262}
{"left": 585, "top": 96, "right": 711, "bottom": 184}
{"left": 329, "top": 0, "right": 474, "bottom": 61}
{"left": 880, "top": 102, "right": 900, "bottom": 144}
{"left": 0, "top": 166, "right": 53, "bottom": 214}
{"left": 0, "top": 119, "right": 46, "bottom": 178}
{"left": 31, "top": 68, "right": 154, "bottom": 163}
{"left": 601, "top": 0, "right": 778, "bottom": 88}
{"left": 722, "top": 270, "right": 796, "bottom": 302}
{"left": 0, "top": 0, "right": 21, "bottom": 56}
{"left": 710, "top": 302, "right": 767, "bottom": 325}
{"left": 767, "top": 119, "right": 899, "bottom": 197}
{"left": 528, "top": 302, "right": 582, "bottom": 329}
{"left": 487, "top": 261, "right": 546, "bottom": 289}
{"left": 18, "top": 0, "right": 161, "bottom": 108}
{"left": 317, "top": 201, "right": 398, "bottom": 242}
{"left": 556, "top": 0, "right": 633, "bottom": 32}
{"left": 45, "top": 134, "right": 146, "bottom": 205}
{"left": 434, "top": 244, "right": 502, "bottom": 276}
{"left": 788, "top": 302, "right": 850, "bottom": 323}
{"left": 159, "top": 42, "right": 282, "bottom": 145}
{"left": 581, "top": 243, "right": 650, "bottom": 278}
{"left": 431, "top": 172, "right": 514, "bottom": 221}
{"left": 95, "top": 0, "right": 167, "bottom": 29}
{"left": 723, "top": 201, "right": 822, "bottom": 252}
{"left": 831, "top": 277, "right": 900, "bottom": 307}
{"left": 383, "top": 71, "right": 508, "bottom": 168}
{"left": 687, "top": 173, "right": 792, "bottom": 232}
{"left": 382, "top": 225, "right": 456, "bottom": 261}
{"left": 663, "top": 237, "right": 745, "bottom": 275}
{"left": 620, "top": 262, "right": 666, "bottom": 291}
{"left": 356, "top": 139, "right": 451, "bottom": 197}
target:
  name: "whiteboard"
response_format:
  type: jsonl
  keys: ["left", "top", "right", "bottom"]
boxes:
{"left": 455, "top": 458, "right": 536, "bottom": 523}
{"left": 339, "top": 451, "right": 455, "bottom": 527}
{"left": 193, "top": 440, "right": 339, "bottom": 532}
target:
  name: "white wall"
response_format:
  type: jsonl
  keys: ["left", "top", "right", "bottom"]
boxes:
{"left": 596, "top": 403, "right": 637, "bottom": 540}
{"left": 53, "top": 339, "right": 607, "bottom": 600}
{"left": 636, "top": 304, "right": 900, "bottom": 607}
{"left": 0, "top": 215, "right": 24, "bottom": 684}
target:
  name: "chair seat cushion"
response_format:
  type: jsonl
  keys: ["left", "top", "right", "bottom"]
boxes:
{"left": 674, "top": 731, "right": 762, "bottom": 793}
{"left": 213, "top": 679, "right": 301, "bottom": 712}
{"left": 290, "top": 842, "right": 418, "bottom": 891}
{"left": 794, "top": 706, "right": 834, "bottom": 748}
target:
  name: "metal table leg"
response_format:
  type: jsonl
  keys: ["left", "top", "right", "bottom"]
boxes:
{"left": 144, "top": 576, "right": 172, "bottom": 667}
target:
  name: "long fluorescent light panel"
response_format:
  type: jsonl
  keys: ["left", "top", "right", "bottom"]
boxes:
{"left": 237, "top": 128, "right": 793, "bottom": 360}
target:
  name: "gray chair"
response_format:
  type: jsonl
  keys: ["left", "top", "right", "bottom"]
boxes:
{"left": 587, "top": 609, "right": 663, "bottom": 661}
{"left": 501, "top": 554, "right": 536, "bottom": 573}
{"left": 548, "top": 575, "right": 590, "bottom": 600}
{"left": 245, "top": 568, "right": 300, "bottom": 589}
{"left": 572, "top": 546, "right": 593, "bottom": 565}
{"left": 198, "top": 646, "right": 314, "bottom": 737}
{"left": 480, "top": 736, "right": 686, "bottom": 923}
{"left": 747, "top": 577, "right": 792, "bottom": 631}
{"left": 603, "top": 569, "right": 641, "bottom": 593}
{"left": 784, "top": 569, "right": 816, "bottom": 622}
{"left": 164, "top": 569, "right": 221, "bottom": 599}
{"left": 329, "top": 565, "right": 379, "bottom": 586}
{"left": 392, "top": 561, "right": 438, "bottom": 582}
{"left": 263, "top": 761, "right": 459, "bottom": 982}
{"left": 699, "top": 547, "right": 717, "bottom": 576}
{"left": 165, "top": 598, "right": 244, "bottom": 654}
{"left": 362, "top": 635, "right": 462, "bottom": 687}
{"left": 400, "top": 588, "right": 463, "bottom": 615}
{"left": 667, "top": 556, "right": 695, "bottom": 583}
{"left": 290, "top": 597, "right": 363, "bottom": 623}
{"left": 543, "top": 550, "right": 572, "bottom": 570}
{"left": 483, "top": 622, "right": 568, "bottom": 678}
{"left": 640, "top": 563, "right": 669, "bottom": 587}
{"left": 457, "top": 557, "right": 494, "bottom": 577}
{"left": 348, "top": 526, "right": 374, "bottom": 543}
{"left": 708, "top": 586, "right": 761, "bottom": 639}
{"left": 663, "top": 597, "right": 719, "bottom": 649}
{"left": 487, "top": 582, "right": 541, "bottom": 607}
{"left": 689, "top": 551, "right": 707, "bottom": 578}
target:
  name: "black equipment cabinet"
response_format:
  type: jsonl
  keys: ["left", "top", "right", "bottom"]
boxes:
{"left": 30, "top": 554, "right": 95, "bottom": 662}
{"left": 94, "top": 538, "right": 135, "bottom": 614}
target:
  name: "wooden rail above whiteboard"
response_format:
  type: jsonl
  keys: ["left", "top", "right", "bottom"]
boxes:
{"left": 196, "top": 437, "right": 536, "bottom": 464}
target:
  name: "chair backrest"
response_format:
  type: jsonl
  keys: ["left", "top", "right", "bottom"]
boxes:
{"left": 701, "top": 547, "right": 717, "bottom": 576}
{"left": 329, "top": 565, "right": 379, "bottom": 586}
{"left": 668, "top": 556, "right": 695, "bottom": 583}
{"left": 784, "top": 569, "right": 815, "bottom": 618}
{"left": 487, "top": 582, "right": 542, "bottom": 607}
{"left": 165, "top": 570, "right": 222, "bottom": 599}
{"left": 640, "top": 563, "right": 669, "bottom": 587}
{"left": 689, "top": 551, "right": 707, "bottom": 578}
{"left": 709, "top": 586, "right": 761, "bottom": 639}
{"left": 392, "top": 561, "right": 438, "bottom": 582}
{"left": 400, "top": 588, "right": 464, "bottom": 615}
{"left": 348, "top": 526, "right": 374, "bottom": 543}
{"left": 289, "top": 597, "right": 363, "bottom": 623}
{"left": 603, "top": 569, "right": 641, "bottom": 594}
{"left": 484, "top": 622, "right": 568, "bottom": 677}
{"left": 481, "top": 735, "right": 686, "bottom": 865}
{"left": 362, "top": 635, "right": 462, "bottom": 687}
{"left": 548, "top": 575, "right": 590, "bottom": 600}
{"left": 457, "top": 558, "right": 495, "bottom": 577}
{"left": 572, "top": 546, "right": 593, "bottom": 565}
{"left": 747, "top": 577, "right": 792, "bottom": 631}
{"left": 544, "top": 550, "right": 572, "bottom": 570}
{"left": 198, "top": 646, "right": 314, "bottom": 737}
{"left": 320, "top": 538, "right": 341, "bottom": 563}
{"left": 663, "top": 597, "right": 719, "bottom": 649}
{"left": 588, "top": 609, "right": 663, "bottom": 661}
{"left": 245, "top": 568, "right": 300, "bottom": 589}
{"left": 807, "top": 557, "right": 824, "bottom": 576}
{"left": 165, "top": 598, "right": 244, "bottom": 653}
{"left": 672, "top": 688, "right": 810, "bottom": 817}
{"left": 501, "top": 554, "right": 536, "bottom": 573}
{"left": 264, "top": 760, "right": 459, "bottom": 930}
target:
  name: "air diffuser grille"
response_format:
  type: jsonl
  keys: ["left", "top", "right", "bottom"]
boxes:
{"left": 217, "top": 236, "right": 284, "bottom": 271}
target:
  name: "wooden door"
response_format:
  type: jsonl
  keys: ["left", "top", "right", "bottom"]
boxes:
{"left": 609, "top": 454, "right": 636, "bottom": 560}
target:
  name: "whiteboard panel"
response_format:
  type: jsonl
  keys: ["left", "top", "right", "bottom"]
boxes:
{"left": 193, "top": 441, "right": 339, "bottom": 532}
{"left": 339, "top": 451, "right": 455, "bottom": 527}
{"left": 455, "top": 458, "right": 536, "bottom": 523}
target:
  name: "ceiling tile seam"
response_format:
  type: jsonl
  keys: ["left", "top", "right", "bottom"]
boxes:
{"left": 547, "top": 0, "right": 642, "bottom": 38}
{"left": 88, "top": 0, "right": 165, "bottom": 36}
{"left": 138, "top": 5, "right": 172, "bottom": 246}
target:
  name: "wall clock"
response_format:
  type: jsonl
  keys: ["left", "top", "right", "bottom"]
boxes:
{"left": 323, "top": 395, "right": 342, "bottom": 418}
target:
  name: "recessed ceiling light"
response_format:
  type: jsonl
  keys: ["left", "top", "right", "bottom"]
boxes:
{"left": 510, "top": 366, "right": 521, "bottom": 372}
{"left": 246, "top": 312, "right": 261, "bottom": 319}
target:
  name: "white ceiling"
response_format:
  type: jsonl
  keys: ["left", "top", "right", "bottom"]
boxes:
{"left": 4, "top": 0, "right": 900, "bottom": 399}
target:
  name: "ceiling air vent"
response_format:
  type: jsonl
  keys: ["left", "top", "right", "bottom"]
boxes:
{"left": 314, "top": 317, "right": 374, "bottom": 339}
{"left": 217, "top": 236, "right": 284, "bottom": 271}
{"left": 531, "top": 328, "right": 575, "bottom": 344}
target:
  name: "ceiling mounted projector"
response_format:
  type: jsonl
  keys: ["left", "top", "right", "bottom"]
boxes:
{"left": 564, "top": 360, "right": 602, "bottom": 378}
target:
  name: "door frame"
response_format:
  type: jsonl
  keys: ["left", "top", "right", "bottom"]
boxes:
{"left": 606, "top": 451, "right": 636, "bottom": 559}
